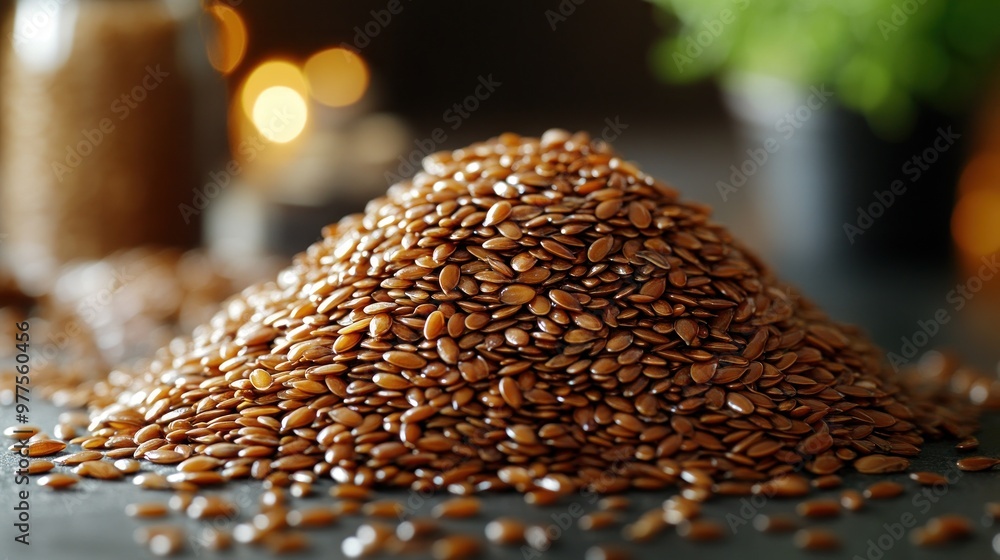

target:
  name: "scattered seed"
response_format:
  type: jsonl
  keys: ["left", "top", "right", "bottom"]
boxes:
{"left": 753, "top": 514, "right": 798, "bottom": 533}
{"left": 432, "top": 497, "right": 480, "bottom": 519}
{"left": 75, "top": 460, "right": 123, "bottom": 480}
{"left": 840, "top": 490, "right": 865, "bottom": 512}
{"left": 676, "top": 519, "right": 726, "bottom": 542}
{"left": 796, "top": 499, "right": 840, "bottom": 518}
{"left": 37, "top": 473, "right": 79, "bottom": 489}
{"left": 956, "top": 456, "right": 999, "bottom": 472}
{"left": 432, "top": 535, "right": 481, "bottom": 560}
{"left": 126, "top": 502, "right": 169, "bottom": 518}
{"left": 864, "top": 481, "right": 905, "bottom": 500}
{"left": 794, "top": 529, "right": 841, "bottom": 550}
{"left": 484, "top": 518, "right": 524, "bottom": 545}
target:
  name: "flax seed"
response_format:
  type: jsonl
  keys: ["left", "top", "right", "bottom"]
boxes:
{"left": 794, "top": 529, "right": 841, "bottom": 550}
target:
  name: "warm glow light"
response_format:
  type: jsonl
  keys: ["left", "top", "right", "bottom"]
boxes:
{"left": 252, "top": 86, "right": 308, "bottom": 143}
{"left": 304, "top": 48, "right": 369, "bottom": 107}
{"left": 952, "top": 189, "right": 1000, "bottom": 256}
{"left": 206, "top": 4, "right": 247, "bottom": 74}
{"left": 240, "top": 60, "right": 308, "bottom": 120}
{"left": 957, "top": 153, "right": 1000, "bottom": 195}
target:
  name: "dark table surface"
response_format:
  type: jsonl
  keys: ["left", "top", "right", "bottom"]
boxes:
{"left": 1, "top": 399, "right": 998, "bottom": 560}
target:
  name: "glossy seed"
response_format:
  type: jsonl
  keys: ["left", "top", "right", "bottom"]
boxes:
{"left": 484, "top": 518, "right": 524, "bottom": 545}
{"left": 25, "top": 440, "right": 66, "bottom": 457}
{"left": 126, "top": 502, "right": 169, "bottom": 518}
{"left": 432, "top": 497, "right": 480, "bottom": 518}
{"left": 794, "top": 529, "right": 841, "bottom": 550}
{"left": 75, "top": 460, "right": 124, "bottom": 480}
{"left": 839, "top": 490, "right": 865, "bottom": 512}
{"left": 752, "top": 514, "right": 798, "bottom": 533}
{"left": 397, "top": 518, "right": 440, "bottom": 542}
{"left": 956, "top": 456, "right": 999, "bottom": 472}
{"left": 853, "top": 455, "right": 910, "bottom": 474}
{"left": 37, "top": 473, "right": 79, "bottom": 489}
{"left": 796, "top": 499, "right": 840, "bottom": 518}
{"left": 432, "top": 535, "right": 482, "bottom": 560}
{"left": 585, "top": 545, "right": 632, "bottom": 560}
{"left": 864, "top": 481, "right": 905, "bottom": 499}
{"left": 676, "top": 519, "right": 725, "bottom": 542}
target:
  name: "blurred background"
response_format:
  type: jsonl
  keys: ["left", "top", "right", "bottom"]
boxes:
{"left": 0, "top": 0, "right": 998, "bottom": 388}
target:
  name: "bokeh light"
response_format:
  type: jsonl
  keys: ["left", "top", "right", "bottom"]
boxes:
{"left": 952, "top": 188, "right": 1000, "bottom": 257}
{"left": 303, "top": 48, "right": 370, "bottom": 107}
{"left": 240, "top": 60, "right": 308, "bottom": 121}
{"left": 206, "top": 4, "right": 247, "bottom": 74}
{"left": 252, "top": 86, "right": 308, "bottom": 144}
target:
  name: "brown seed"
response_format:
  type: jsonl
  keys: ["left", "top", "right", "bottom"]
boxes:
{"left": 854, "top": 455, "right": 910, "bottom": 474}
{"left": 26, "top": 460, "right": 55, "bottom": 474}
{"left": 363, "top": 500, "right": 405, "bottom": 518}
{"left": 37, "top": 473, "right": 79, "bottom": 489}
{"left": 134, "top": 473, "right": 171, "bottom": 490}
{"left": 909, "top": 471, "right": 948, "bottom": 486}
{"left": 264, "top": 531, "right": 309, "bottom": 554}
{"left": 912, "top": 515, "right": 974, "bottom": 546}
{"left": 484, "top": 518, "right": 524, "bottom": 545}
{"left": 585, "top": 545, "right": 632, "bottom": 560}
{"left": 598, "top": 497, "right": 631, "bottom": 511}
{"left": 145, "top": 450, "right": 186, "bottom": 465}
{"left": 983, "top": 502, "right": 1000, "bottom": 521}
{"left": 578, "top": 512, "right": 618, "bottom": 530}
{"left": 796, "top": 499, "right": 840, "bottom": 518}
{"left": 250, "top": 369, "right": 273, "bottom": 391}
{"left": 24, "top": 440, "right": 66, "bottom": 457}
{"left": 330, "top": 484, "right": 371, "bottom": 501}
{"left": 752, "top": 514, "right": 798, "bottom": 533}
{"left": 499, "top": 284, "right": 535, "bottom": 305}
{"left": 383, "top": 350, "right": 427, "bottom": 370}
{"left": 725, "top": 392, "right": 754, "bottom": 415}
{"left": 177, "top": 455, "right": 222, "bottom": 472}
{"left": 397, "top": 518, "right": 440, "bottom": 541}
{"left": 149, "top": 531, "right": 184, "bottom": 556}
{"left": 839, "top": 489, "right": 865, "bottom": 512}
{"left": 4, "top": 425, "right": 39, "bottom": 440}
{"left": 863, "top": 481, "right": 905, "bottom": 499}
{"left": 811, "top": 475, "right": 842, "bottom": 490}
{"left": 126, "top": 502, "right": 169, "bottom": 518}
{"left": 200, "top": 527, "right": 232, "bottom": 551}
{"left": 676, "top": 519, "right": 726, "bottom": 542}
{"left": 432, "top": 497, "right": 481, "bottom": 518}
{"left": 186, "top": 496, "right": 238, "bottom": 519}
{"left": 432, "top": 535, "right": 482, "bottom": 560}
{"left": 956, "top": 456, "right": 1000, "bottom": 472}
{"left": 955, "top": 436, "right": 979, "bottom": 451}
{"left": 75, "top": 460, "right": 124, "bottom": 480}
{"left": 794, "top": 529, "right": 841, "bottom": 550}
{"left": 328, "top": 408, "right": 364, "bottom": 428}
{"left": 524, "top": 525, "right": 553, "bottom": 551}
